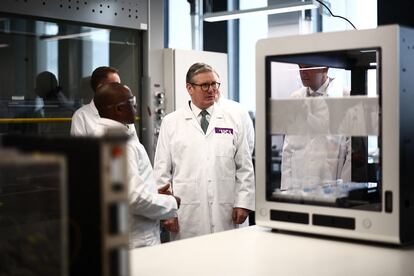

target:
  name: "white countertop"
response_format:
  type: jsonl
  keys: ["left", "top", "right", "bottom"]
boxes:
{"left": 130, "top": 225, "right": 414, "bottom": 276}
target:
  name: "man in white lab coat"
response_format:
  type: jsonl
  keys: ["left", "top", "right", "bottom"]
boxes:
{"left": 281, "top": 64, "right": 351, "bottom": 190}
{"left": 154, "top": 63, "right": 255, "bottom": 240}
{"left": 94, "top": 82, "right": 180, "bottom": 248}
{"left": 70, "top": 66, "right": 137, "bottom": 136}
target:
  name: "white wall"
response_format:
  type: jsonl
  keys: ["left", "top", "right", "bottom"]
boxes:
{"left": 168, "top": 0, "right": 192, "bottom": 49}
{"left": 322, "top": 0, "right": 377, "bottom": 32}
{"left": 239, "top": 0, "right": 268, "bottom": 113}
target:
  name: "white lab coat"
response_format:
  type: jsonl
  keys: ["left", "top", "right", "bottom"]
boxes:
{"left": 281, "top": 78, "right": 351, "bottom": 190}
{"left": 71, "top": 99, "right": 136, "bottom": 136}
{"left": 217, "top": 97, "right": 255, "bottom": 156}
{"left": 154, "top": 102, "right": 255, "bottom": 241}
{"left": 94, "top": 118, "right": 178, "bottom": 248}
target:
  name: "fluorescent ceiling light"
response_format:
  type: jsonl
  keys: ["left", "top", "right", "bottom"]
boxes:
{"left": 41, "top": 30, "right": 105, "bottom": 41}
{"left": 297, "top": 66, "right": 328, "bottom": 71}
{"left": 204, "top": 1, "right": 318, "bottom": 22}
{"left": 360, "top": 49, "right": 377, "bottom": 53}
{"left": 40, "top": 30, "right": 135, "bottom": 45}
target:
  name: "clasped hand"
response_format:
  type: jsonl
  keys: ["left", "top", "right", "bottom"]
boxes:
{"left": 158, "top": 183, "right": 181, "bottom": 208}
{"left": 158, "top": 183, "right": 180, "bottom": 233}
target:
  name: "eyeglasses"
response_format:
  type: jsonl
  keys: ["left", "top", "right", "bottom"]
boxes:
{"left": 190, "top": 82, "right": 220, "bottom": 92}
{"left": 107, "top": 96, "right": 136, "bottom": 108}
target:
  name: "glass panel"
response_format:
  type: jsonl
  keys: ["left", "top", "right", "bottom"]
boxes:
{"left": 0, "top": 15, "right": 142, "bottom": 135}
{"left": 266, "top": 49, "right": 381, "bottom": 211}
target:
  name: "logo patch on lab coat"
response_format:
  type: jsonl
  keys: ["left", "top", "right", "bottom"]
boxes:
{"left": 214, "top": 127, "right": 233, "bottom": 135}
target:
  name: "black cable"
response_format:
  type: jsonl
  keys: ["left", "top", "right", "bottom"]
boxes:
{"left": 314, "top": 0, "right": 357, "bottom": 30}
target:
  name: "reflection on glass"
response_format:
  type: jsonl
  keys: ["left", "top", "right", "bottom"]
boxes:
{"left": 266, "top": 49, "right": 381, "bottom": 211}
{"left": 0, "top": 15, "right": 141, "bottom": 135}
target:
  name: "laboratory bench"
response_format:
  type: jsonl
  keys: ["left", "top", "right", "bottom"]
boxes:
{"left": 130, "top": 225, "right": 414, "bottom": 276}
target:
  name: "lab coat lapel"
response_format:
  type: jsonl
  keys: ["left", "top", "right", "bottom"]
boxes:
{"left": 183, "top": 103, "right": 205, "bottom": 135}
{"left": 205, "top": 103, "right": 224, "bottom": 137}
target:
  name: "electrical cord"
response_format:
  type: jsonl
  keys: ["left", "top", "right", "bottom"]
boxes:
{"left": 314, "top": 0, "right": 357, "bottom": 30}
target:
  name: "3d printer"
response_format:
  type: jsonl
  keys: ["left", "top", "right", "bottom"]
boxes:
{"left": 255, "top": 25, "right": 414, "bottom": 244}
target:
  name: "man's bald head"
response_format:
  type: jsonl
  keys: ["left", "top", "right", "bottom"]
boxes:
{"left": 94, "top": 82, "right": 136, "bottom": 124}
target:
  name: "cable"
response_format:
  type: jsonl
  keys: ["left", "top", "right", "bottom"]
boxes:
{"left": 314, "top": 0, "right": 357, "bottom": 30}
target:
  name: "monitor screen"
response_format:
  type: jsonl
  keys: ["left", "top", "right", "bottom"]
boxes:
{"left": 265, "top": 48, "right": 381, "bottom": 212}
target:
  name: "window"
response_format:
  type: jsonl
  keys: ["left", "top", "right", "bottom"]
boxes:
{"left": 0, "top": 15, "right": 142, "bottom": 135}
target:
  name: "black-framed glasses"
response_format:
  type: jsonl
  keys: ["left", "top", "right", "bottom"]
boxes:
{"left": 190, "top": 82, "right": 220, "bottom": 92}
{"left": 106, "top": 96, "right": 136, "bottom": 108}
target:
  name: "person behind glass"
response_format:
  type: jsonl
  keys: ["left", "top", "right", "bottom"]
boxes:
{"left": 70, "top": 66, "right": 137, "bottom": 136}
{"left": 34, "top": 71, "right": 71, "bottom": 109}
{"left": 153, "top": 62, "right": 255, "bottom": 240}
{"left": 281, "top": 64, "right": 351, "bottom": 191}
{"left": 93, "top": 82, "right": 180, "bottom": 248}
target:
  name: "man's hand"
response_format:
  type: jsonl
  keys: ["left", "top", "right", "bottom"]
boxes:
{"left": 162, "top": 217, "right": 179, "bottom": 233}
{"left": 158, "top": 183, "right": 180, "bottom": 208}
{"left": 232, "top": 207, "right": 249, "bottom": 224}
{"left": 158, "top": 183, "right": 172, "bottom": 195}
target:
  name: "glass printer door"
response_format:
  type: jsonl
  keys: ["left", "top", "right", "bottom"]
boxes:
{"left": 266, "top": 49, "right": 381, "bottom": 212}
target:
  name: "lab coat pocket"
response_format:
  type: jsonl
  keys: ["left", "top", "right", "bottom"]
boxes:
{"left": 217, "top": 177, "right": 236, "bottom": 204}
{"left": 215, "top": 136, "right": 235, "bottom": 158}
{"left": 173, "top": 178, "right": 200, "bottom": 205}
{"left": 215, "top": 136, "right": 236, "bottom": 177}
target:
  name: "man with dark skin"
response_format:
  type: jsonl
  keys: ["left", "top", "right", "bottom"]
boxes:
{"left": 94, "top": 83, "right": 180, "bottom": 248}
{"left": 94, "top": 83, "right": 135, "bottom": 126}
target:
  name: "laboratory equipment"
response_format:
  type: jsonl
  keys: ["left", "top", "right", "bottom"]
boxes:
{"left": 0, "top": 149, "right": 67, "bottom": 275}
{"left": 1, "top": 133, "right": 130, "bottom": 276}
{"left": 255, "top": 25, "right": 414, "bottom": 244}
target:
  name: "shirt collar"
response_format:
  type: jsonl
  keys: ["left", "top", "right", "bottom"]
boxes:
{"left": 90, "top": 99, "right": 99, "bottom": 115}
{"left": 190, "top": 101, "right": 214, "bottom": 116}
{"left": 98, "top": 118, "right": 135, "bottom": 136}
{"left": 308, "top": 77, "right": 332, "bottom": 97}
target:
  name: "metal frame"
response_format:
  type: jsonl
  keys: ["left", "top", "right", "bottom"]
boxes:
{"left": 0, "top": 0, "right": 148, "bottom": 30}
